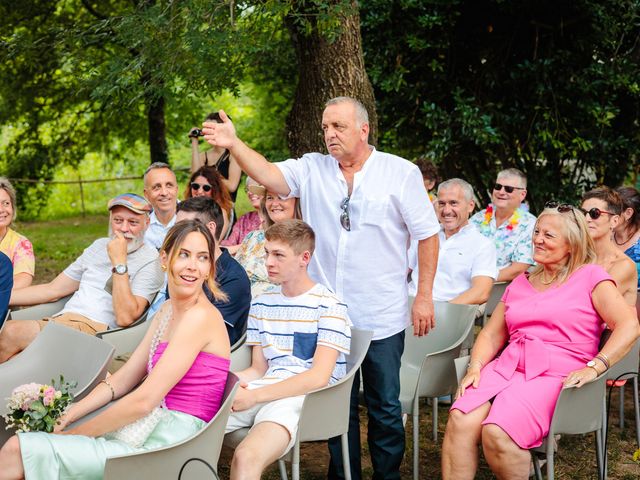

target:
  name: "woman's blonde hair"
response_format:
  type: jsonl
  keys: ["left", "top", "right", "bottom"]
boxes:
{"left": 161, "top": 220, "right": 227, "bottom": 302}
{"left": 260, "top": 192, "right": 302, "bottom": 229}
{"left": 530, "top": 207, "right": 597, "bottom": 283}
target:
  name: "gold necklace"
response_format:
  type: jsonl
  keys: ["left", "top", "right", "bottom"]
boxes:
{"left": 540, "top": 271, "right": 559, "bottom": 285}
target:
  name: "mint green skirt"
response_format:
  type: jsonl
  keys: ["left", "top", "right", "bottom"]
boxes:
{"left": 18, "top": 410, "right": 205, "bottom": 480}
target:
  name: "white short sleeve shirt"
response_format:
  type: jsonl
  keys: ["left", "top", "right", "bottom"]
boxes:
{"left": 277, "top": 149, "right": 440, "bottom": 340}
{"left": 409, "top": 224, "right": 498, "bottom": 301}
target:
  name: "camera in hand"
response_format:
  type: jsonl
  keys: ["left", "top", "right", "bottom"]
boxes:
{"left": 189, "top": 128, "right": 204, "bottom": 138}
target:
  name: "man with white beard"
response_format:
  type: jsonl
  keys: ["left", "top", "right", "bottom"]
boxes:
{"left": 0, "top": 193, "right": 164, "bottom": 362}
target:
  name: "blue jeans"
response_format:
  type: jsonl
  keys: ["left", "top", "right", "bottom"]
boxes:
{"left": 327, "top": 330, "right": 405, "bottom": 480}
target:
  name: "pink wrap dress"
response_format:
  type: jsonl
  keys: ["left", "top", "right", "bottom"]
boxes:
{"left": 451, "top": 264, "right": 612, "bottom": 448}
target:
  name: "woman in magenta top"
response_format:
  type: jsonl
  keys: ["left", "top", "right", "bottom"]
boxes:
{"left": 442, "top": 204, "right": 640, "bottom": 480}
{"left": 0, "top": 220, "right": 230, "bottom": 480}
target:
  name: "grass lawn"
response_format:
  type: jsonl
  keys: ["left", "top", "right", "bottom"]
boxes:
{"left": 14, "top": 214, "right": 640, "bottom": 479}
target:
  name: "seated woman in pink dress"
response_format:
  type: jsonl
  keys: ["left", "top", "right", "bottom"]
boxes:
{"left": 0, "top": 220, "right": 230, "bottom": 480}
{"left": 442, "top": 203, "right": 640, "bottom": 480}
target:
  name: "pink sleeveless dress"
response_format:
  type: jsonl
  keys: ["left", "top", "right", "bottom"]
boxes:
{"left": 451, "top": 264, "right": 613, "bottom": 448}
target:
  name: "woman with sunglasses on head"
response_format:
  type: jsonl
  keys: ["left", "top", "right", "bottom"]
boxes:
{"left": 234, "top": 191, "right": 302, "bottom": 298}
{"left": 442, "top": 203, "right": 640, "bottom": 480}
{"left": 581, "top": 187, "right": 637, "bottom": 305}
{"left": 220, "top": 177, "right": 265, "bottom": 254}
{"left": 0, "top": 220, "right": 230, "bottom": 480}
{"left": 613, "top": 186, "right": 640, "bottom": 288}
{"left": 185, "top": 166, "right": 233, "bottom": 240}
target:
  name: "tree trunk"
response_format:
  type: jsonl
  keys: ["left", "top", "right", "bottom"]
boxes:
{"left": 285, "top": 1, "right": 377, "bottom": 157}
{"left": 147, "top": 95, "right": 169, "bottom": 165}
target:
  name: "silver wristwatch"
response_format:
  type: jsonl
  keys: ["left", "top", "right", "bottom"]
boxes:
{"left": 112, "top": 264, "right": 128, "bottom": 275}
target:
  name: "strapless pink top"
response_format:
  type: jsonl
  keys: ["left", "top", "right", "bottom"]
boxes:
{"left": 150, "top": 342, "right": 230, "bottom": 422}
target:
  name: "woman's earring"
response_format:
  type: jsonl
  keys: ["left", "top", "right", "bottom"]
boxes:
{"left": 161, "top": 264, "right": 167, "bottom": 272}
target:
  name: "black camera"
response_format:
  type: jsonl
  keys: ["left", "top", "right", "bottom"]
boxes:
{"left": 189, "top": 128, "right": 204, "bottom": 138}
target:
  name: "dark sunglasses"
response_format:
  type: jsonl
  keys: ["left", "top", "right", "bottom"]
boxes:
{"left": 340, "top": 196, "right": 351, "bottom": 231}
{"left": 494, "top": 183, "right": 526, "bottom": 194}
{"left": 580, "top": 207, "right": 616, "bottom": 220}
{"left": 545, "top": 200, "right": 579, "bottom": 223}
{"left": 190, "top": 182, "right": 212, "bottom": 193}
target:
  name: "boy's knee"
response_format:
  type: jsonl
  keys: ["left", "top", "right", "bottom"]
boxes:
{"left": 232, "top": 443, "right": 259, "bottom": 475}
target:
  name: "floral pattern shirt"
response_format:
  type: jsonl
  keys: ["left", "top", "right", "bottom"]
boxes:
{"left": 470, "top": 205, "right": 536, "bottom": 269}
{"left": 0, "top": 228, "right": 35, "bottom": 277}
{"left": 623, "top": 237, "right": 640, "bottom": 288}
{"left": 233, "top": 229, "right": 275, "bottom": 298}
{"left": 221, "top": 211, "right": 261, "bottom": 246}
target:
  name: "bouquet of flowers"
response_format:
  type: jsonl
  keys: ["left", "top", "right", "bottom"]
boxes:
{"left": 3, "top": 376, "right": 76, "bottom": 433}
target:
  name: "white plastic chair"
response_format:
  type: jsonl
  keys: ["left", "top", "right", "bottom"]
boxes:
{"left": 0, "top": 322, "right": 114, "bottom": 445}
{"left": 102, "top": 373, "right": 239, "bottom": 480}
{"left": 399, "top": 301, "right": 477, "bottom": 480}
{"left": 224, "top": 328, "right": 373, "bottom": 480}
{"left": 481, "top": 281, "right": 510, "bottom": 326}
{"left": 8, "top": 295, "right": 73, "bottom": 320}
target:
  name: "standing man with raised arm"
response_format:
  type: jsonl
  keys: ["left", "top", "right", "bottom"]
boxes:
{"left": 202, "top": 97, "right": 440, "bottom": 480}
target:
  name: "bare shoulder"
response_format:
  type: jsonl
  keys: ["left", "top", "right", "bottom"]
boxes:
{"left": 609, "top": 252, "right": 637, "bottom": 281}
{"left": 176, "top": 299, "right": 229, "bottom": 356}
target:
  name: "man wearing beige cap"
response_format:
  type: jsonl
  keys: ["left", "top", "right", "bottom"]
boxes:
{"left": 0, "top": 193, "right": 164, "bottom": 362}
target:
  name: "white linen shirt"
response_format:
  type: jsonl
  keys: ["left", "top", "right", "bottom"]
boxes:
{"left": 277, "top": 149, "right": 440, "bottom": 340}
{"left": 409, "top": 224, "right": 497, "bottom": 300}
{"left": 143, "top": 210, "right": 176, "bottom": 250}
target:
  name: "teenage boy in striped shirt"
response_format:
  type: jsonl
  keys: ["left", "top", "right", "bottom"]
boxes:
{"left": 225, "top": 219, "right": 351, "bottom": 480}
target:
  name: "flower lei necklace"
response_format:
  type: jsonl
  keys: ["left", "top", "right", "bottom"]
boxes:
{"left": 480, "top": 204, "right": 523, "bottom": 235}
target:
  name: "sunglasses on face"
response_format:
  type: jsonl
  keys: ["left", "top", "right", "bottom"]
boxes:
{"left": 340, "top": 196, "right": 351, "bottom": 231}
{"left": 494, "top": 183, "right": 526, "bottom": 194}
{"left": 191, "top": 182, "right": 212, "bottom": 193}
{"left": 580, "top": 207, "right": 616, "bottom": 220}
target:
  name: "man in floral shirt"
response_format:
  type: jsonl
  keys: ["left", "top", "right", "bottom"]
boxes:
{"left": 470, "top": 168, "right": 536, "bottom": 281}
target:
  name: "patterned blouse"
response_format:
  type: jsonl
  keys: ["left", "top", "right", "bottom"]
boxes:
{"left": 0, "top": 228, "right": 35, "bottom": 277}
{"left": 623, "top": 237, "right": 640, "bottom": 288}
{"left": 221, "top": 211, "right": 261, "bottom": 246}
{"left": 233, "top": 229, "right": 275, "bottom": 298}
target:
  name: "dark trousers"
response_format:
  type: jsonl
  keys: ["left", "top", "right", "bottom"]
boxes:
{"left": 328, "top": 330, "right": 405, "bottom": 480}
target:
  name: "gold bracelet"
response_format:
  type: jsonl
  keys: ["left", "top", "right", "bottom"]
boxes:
{"left": 100, "top": 379, "right": 115, "bottom": 401}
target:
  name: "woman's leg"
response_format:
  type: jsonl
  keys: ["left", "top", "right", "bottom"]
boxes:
{"left": 0, "top": 436, "right": 24, "bottom": 480}
{"left": 482, "top": 424, "right": 531, "bottom": 480}
{"left": 442, "top": 402, "right": 491, "bottom": 480}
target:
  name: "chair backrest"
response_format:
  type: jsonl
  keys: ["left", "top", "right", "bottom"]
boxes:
{"left": 548, "top": 374, "right": 606, "bottom": 436}
{"left": 403, "top": 302, "right": 478, "bottom": 371}
{"left": 9, "top": 295, "right": 73, "bottom": 321}
{"left": 97, "top": 313, "right": 154, "bottom": 355}
{"left": 230, "top": 331, "right": 246, "bottom": 353}
{"left": 0, "top": 323, "right": 114, "bottom": 414}
{"left": 296, "top": 328, "right": 373, "bottom": 442}
{"left": 605, "top": 337, "right": 640, "bottom": 381}
{"left": 482, "top": 281, "right": 510, "bottom": 325}
{"left": 230, "top": 342, "right": 252, "bottom": 371}
{"left": 455, "top": 355, "right": 470, "bottom": 384}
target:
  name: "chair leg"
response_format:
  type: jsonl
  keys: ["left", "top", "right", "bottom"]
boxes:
{"left": 291, "top": 443, "right": 300, "bottom": 480}
{"left": 341, "top": 433, "right": 351, "bottom": 480}
{"left": 432, "top": 397, "right": 438, "bottom": 442}
{"left": 601, "top": 397, "right": 608, "bottom": 480}
{"left": 278, "top": 460, "right": 288, "bottom": 480}
{"left": 633, "top": 376, "right": 640, "bottom": 450}
{"left": 413, "top": 400, "right": 420, "bottom": 480}
{"left": 595, "top": 429, "right": 604, "bottom": 480}
{"left": 619, "top": 384, "right": 625, "bottom": 429}
{"left": 546, "top": 438, "right": 554, "bottom": 480}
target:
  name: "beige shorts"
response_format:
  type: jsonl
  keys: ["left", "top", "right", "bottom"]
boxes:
{"left": 225, "top": 380, "right": 305, "bottom": 454}
{"left": 37, "top": 312, "right": 108, "bottom": 336}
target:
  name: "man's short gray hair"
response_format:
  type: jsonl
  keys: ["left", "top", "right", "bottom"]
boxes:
{"left": 325, "top": 96, "right": 369, "bottom": 126}
{"left": 497, "top": 168, "right": 527, "bottom": 189}
{"left": 438, "top": 178, "right": 475, "bottom": 201}
{"left": 143, "top": 162, "right": 174, "bottom": 184}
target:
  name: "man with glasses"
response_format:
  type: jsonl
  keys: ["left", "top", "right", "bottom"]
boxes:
{"left": 143, "top": 162, "right": 179, "bottom": 249}
{"left": 470, "top": 168, "right": 536, "bottom": 281}
{"left": 202, "top": 96, "right": 440, "bottom": 480}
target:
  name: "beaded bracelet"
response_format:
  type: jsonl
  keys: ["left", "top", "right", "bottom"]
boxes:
{"left": 595, "top": 353, "right": 610, "bottom": 371}
{"left": 100, "top": 379, "right": 115, "bottom": 401}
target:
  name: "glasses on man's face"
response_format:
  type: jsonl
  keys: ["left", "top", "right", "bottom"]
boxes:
{"left": 191, "top": 182, "right": 212, "bottom": 193}
{"left": 580, "top": 207, "right": 616, "bottom": 220}
{"left": 545, "top": 200, "right": 579, "bottom": 223}
{"left": 340, "top": 196, "right": 351, "bottom": 231}
{"left": 494, "top": 183, "right": 526, "bottom": 194}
